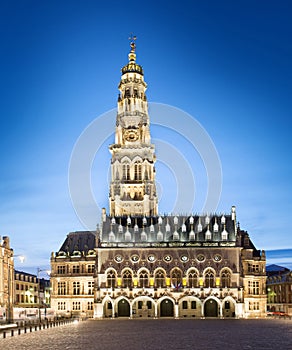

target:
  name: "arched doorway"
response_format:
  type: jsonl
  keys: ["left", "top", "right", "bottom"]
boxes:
{"left": 160, "top": 299, "right": 174, "bottom": 317}
{"left": 103, "top": 300, "right": 113, "bottom": 317}
{"left": 117, "top": 299, "right": 130, "bottom": 317}
{"left": 204, "top": 299, "right": 218, "bottom": 317}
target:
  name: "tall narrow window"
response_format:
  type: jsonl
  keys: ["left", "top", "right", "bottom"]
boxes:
{"left": 107, "top": 270, "right": 117, "bottom": 288}
{"left": 155, "top": 270, "right": 166, "bottom": 288}
{"left": 88, "top": 281, "right": 94, "bottom": 295}
{"left": 122, "top": 270, "right": 133, "bottom": 288}
{"left": 134, "top": 163, "right": 142, "bottom": 180}
{"left": 188, "top": 270, "right": 199, "bottom": 288}
{"left": 73, "top": 281, "right": 80, "bottom": 295}
{"left": 248, "top": 281, "right": 259, "bottom": 295}
{"left": 182, "top": 301, "right": 188, "bottom": 309}
{"left": 171, "top": 269, "right": 182, "bottom": 288}
{"left": 123, "top": 164, "right": 130, "bottom": 180}
{"left": 221, "top": 269, "right": 231, "bottom": 288}
{"left": 139, "top": 270, "right": 149, "bottom": 288}
{"left": 204, "top": 269, "right": 215, "bottom": 288}
{"left": 58, "top": 282, "right": 66, "bottom": 295}
{"left": 125, "top": 88, "right": 131, "bottom": 98}
{"left": 191, "top": 301, "right": 196, "bottom": 309}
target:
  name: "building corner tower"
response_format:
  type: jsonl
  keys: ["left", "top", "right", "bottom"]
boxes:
{"left": 109, "top": 38, "right": 158, "bottom": 216}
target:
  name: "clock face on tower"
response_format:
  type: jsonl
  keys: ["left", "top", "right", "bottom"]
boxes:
{"left": 123, "top": 129, "right": 139, "bottom": 142}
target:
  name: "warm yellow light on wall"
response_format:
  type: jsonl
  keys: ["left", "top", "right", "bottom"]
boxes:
{"left": 199, "top": 278, "right": 204, "bottom": 286}
{"left": 182, "top": 278, "right": 187, "bottom": 287}
{"left": 216, "top": 278, "right": 220, "bottom": 287}
{"left": 150, "top": 278, "right": 154, "bottom": 286}
{"left": 133, "top": 278, "right": 138, "bottom": 287}
{"left": 166, "top": 278, "right": 170, "bottom": 287}
{"left": 117, "top": 278, "right": 122, "bottom": 287}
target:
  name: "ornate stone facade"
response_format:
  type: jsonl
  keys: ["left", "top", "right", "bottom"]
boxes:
{"left": 50, "top": 40, "right": 267, "bottom": 319}
{"left": 109, "top": 39, "right": 157, "bottom": 217}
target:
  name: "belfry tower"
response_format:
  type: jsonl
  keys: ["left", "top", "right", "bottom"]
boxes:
{"left": 109, "top": 37, "right": 158, "bottom": 216}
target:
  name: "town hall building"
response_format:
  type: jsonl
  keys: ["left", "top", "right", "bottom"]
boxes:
{"left": 50, "top": 39, "right": 267, "bottom": 319}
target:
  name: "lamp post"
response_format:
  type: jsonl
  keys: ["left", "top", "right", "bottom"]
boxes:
{"left": 37, "top": 268, "right": 50, "bottom": 323}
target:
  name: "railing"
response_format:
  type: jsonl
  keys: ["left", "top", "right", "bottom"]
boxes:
{"left": 0, "top": 318, "right": 77, "bottom": 339}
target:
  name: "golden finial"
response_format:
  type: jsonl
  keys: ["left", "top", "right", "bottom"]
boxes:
{"left": 128, "top": 33, "right": 137, "bottom": 53}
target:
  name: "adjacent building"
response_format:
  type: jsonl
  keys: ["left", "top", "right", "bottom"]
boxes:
{"left": 266, "top": 264, "right": 292, "bottom": 316}
{"left": 0, "top": 236, "right": 14, "bottom": 322}
{"left": 13, "top": 270, "right": 51, "bottom": 321}
{"left": 50, "top": 232, "right": 96, "bottom": 318}
{"left": 50, "top": 40, "right": 267, "bottom": 318}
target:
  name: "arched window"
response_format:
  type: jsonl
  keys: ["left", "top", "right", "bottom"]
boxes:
{"left": 107, "top": 269, "right": 117, "bottom": 288}
{"left": 139, "top": 270, "right": 149, "bottom": 288}
{"left": 125, "top": 88, "right": 131, "bottom": 98}
{"left": 123, "top": 164, "right": 130, "bottom": 180}
{"left": 221, "top": 269, "right": 231, "bottom": 288}
{"left": 171, "top": 269, "right": 182, "bottom": 288}
{"left": 155, "top": 269, "right": 166, "bottom": 288}
{"left": 134, "top": 163, "right": 142, "bottom": 180}
{"left": 188, "top": 270, "right": 199, "bottom": 288}
{"left": 122, "top": 270, "right": 133, "bottom": 288}
{"left": 204, "top": 269, "right": 215, "bottom": 288}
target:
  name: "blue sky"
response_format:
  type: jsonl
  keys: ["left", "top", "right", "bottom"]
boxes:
{"left": 0, "top": 0, "right": 292, "bottom": 272}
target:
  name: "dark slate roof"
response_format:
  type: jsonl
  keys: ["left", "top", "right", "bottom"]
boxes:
{"left": 100, "top": 214, "right": 236, "bottom": 246}
{"left": 266, "top": 264, "right": 290, "bottom": 275}
{"left": 58, "top": 231, "right": 96, "bottom": 254}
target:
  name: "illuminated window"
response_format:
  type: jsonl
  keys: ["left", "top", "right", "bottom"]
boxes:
{"left": 171, "top": 269, "right": 182, "bottom": 288}
{"left": 139, "top": 270, "right": 149, "bottom": 288}
{"left": 107, "top": 270, "right": 117, "bottom": 288}
{"left": 221, "top": 269, "right": 231, "bottom": 288}
{"left": 204, "top": 269, "right": 215, "bottom": 288}
{"left": 122, "top": 270, "right": 133, "bottom": 288}
{"left": 155, "top": 269, "right": 166, "bottom": 288}
{"left": 188, "top": 270, "right": 199, "bottom": 288}
{"left": 73, "top": 281, "right": 80, "bottom": 295}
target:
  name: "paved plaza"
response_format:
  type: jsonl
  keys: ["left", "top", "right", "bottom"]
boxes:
{"left": 1, "top": 318, "right": 292, "bottom": 350}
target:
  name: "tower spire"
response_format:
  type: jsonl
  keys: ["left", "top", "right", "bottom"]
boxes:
{"left": 128, "top": 33, "right": 137, "bottom": 62}
{"left": 108, "top": 40, "right": 158, "bottom": 217}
